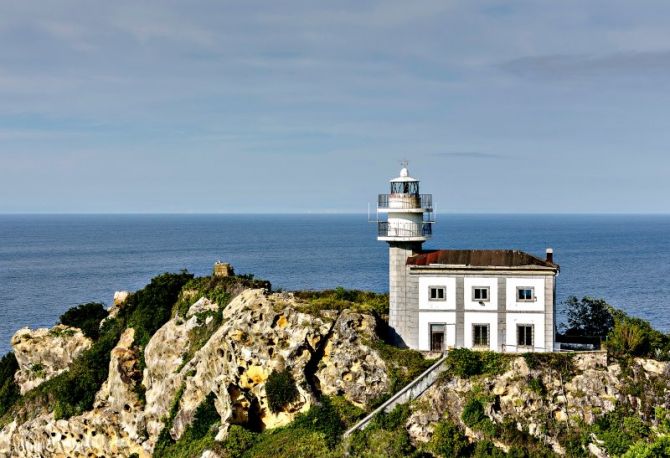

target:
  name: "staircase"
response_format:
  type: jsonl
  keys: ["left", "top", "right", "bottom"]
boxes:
{"left": 344, "top": 352, "right": 449, "bottom": 437}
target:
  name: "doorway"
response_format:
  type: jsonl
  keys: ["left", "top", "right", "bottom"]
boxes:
{"left": 430, "top": 324, "right": 445, "bottom": 352}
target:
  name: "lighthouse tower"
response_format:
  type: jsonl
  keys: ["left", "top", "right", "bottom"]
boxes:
{"left": 377, "top": 164, "right": 433, "bottom": 347}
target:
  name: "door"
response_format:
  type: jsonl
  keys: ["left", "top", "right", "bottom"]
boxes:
{"left": 430, "top": 324, "right": 445, "bottom": 352}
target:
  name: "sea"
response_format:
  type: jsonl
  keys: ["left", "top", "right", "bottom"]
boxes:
{"left": 0, "top": 214, "right": 669, "bottom": 355}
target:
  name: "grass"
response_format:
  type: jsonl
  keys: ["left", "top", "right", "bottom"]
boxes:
{"left": 293, "top": 287, "right": 388, "bottom": 315}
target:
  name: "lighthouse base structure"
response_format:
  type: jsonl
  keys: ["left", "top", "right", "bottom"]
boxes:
{"left": 388, "top": 242, "right": 422, "bottom": 348}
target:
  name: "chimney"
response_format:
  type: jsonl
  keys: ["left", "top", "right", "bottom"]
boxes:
{"left": 546, "top": 248, "right": 554, "bottom": 264}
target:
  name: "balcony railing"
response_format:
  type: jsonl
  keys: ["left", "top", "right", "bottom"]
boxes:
{"left": 378, "top": 193, "right": 432, "bottom": 210}
{"left": 378, "top": 221, "right": 432, "bottom": 238}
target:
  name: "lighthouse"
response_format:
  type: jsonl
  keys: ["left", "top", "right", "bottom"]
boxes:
{"left": 377, "top": 164, "right": 434, "bottom": 347}
{"left": 375, "top": 164, "right": 559, "bottom": 353}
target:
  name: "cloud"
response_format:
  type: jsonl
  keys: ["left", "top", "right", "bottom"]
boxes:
{"left": 499, "top": 50, "right": 670, "bottom": 80}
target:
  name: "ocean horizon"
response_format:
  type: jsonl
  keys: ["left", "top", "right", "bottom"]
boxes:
{"left": 1, "top": 213, "right": 669, "bottom": 355}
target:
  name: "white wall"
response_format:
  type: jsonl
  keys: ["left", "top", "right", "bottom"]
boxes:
{"left": 418, "top": 311, "right": 457, "bottom": 351}
{"left": 418, "top": 276, "right": 456, "bottom": 310}
{"left": 464, "top": 277, "right": 498, "bottom": 311}
{"left": 464, "top": 312, "right": 498, "bottom": 351}
{"left": 506, "top": 277, "right": 545, "bottom": 312}
{"left": 505, "top": 313, "right": 546, "bottom": 352}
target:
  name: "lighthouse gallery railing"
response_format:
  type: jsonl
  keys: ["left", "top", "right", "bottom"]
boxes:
{"left": 377, "top": 193, "right": 432, "bottom": 210}
{"left": 377, "top": 222, "right": 432, "bottom": 238}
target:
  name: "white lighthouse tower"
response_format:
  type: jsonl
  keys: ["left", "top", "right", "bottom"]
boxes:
{"left": 377, "top": 163, "right": 433, "bottom": 347}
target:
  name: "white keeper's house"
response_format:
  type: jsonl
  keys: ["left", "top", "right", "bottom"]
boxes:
{"left": 375, "top": 165, "right": 559, "bottom": 353}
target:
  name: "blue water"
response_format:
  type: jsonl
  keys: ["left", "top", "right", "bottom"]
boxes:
{"left": 0, "top": 214, "right": 669, "bottom": 355}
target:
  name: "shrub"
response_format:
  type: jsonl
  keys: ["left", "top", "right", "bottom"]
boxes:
{"left": 293, "top": 398, "right": 344, "bottom": 449}
{"left": 266, "top": 369, "right": 299, "bottom": 413}
{"left": 608, "top": 320, "right": 649, "bottom": 357}
{"left": 461, "top": 398, "right": 486, "bottom": 428}
{"left": 473, "top": 439, "right": 507, "bottom": 458}
{"left": 154, "top": 393, "right": 220, "bottom": 458}
{"left": 428, "top": 418, "right": 469, "bottom": 457}
{"left": 623, "top": 435, "right": 670, "bottom": 458}
{"left": 50, "top": 317, "right": 124, "bottom": 419}
{"left": 444, "top": 348, "right": 509, "bottom": 378}
{"left": 119, "top": 271, "right": 194, "bottom": 349}
{"left": 329, "top": 395, "right": 364, "bottom": 427}
{"left": 370, "top": 403, "right": 410, "bottom": 431}
{"left": 593, "top": 408, "right": 652, "bottom": 456}
{"left": 58, "top": 302, "right": 108, "bottom": 340}
{"left": 528, "top": 376, "right": 547, "bottom": 396}
{"left": 0, "top": 352, "right": 20, "bottom": 417}
{"left": 523, "top": 352, "right": 575, "bottom": 378}
{"left": 224, "top": 425, "right": 257, "bottom": 456}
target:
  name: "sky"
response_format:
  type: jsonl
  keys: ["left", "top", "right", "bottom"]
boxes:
{"left": 1, "top": 1, "right": 669, "bottom": 213}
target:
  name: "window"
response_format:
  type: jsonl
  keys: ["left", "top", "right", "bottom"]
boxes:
{"left": 517, "top": 324, "right": 534, "bottom": 347}
{"left": 472, "top": 324, "right": 489, "bottom": 347}
{"left": 472, "top": 287, "right": 489, "bottom": 302}
{"left": 429, "top": 286, "right": 446, "bottom": 301}
{"left": 430, "top": 324, "right": 445, "bottom": 351}
{"left": 517, "top": 287, "right": 535, "bottom": 302}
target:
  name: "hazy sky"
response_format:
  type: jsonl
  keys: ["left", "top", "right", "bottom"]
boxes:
{"left": 1, "top": 1, "right": 669, "bottom": 213}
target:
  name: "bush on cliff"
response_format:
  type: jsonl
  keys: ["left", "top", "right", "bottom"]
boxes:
{"left": 119, "top": 270, "right": 194, "bottom": 349}
{"left": 428, "top": 418, "right": 470, "bottom": 457}
{"left": 43, "top": 272, "right": 193, "bottom": 419}
{"left": 154, "top": 393, "right": 221, "bottom": 458}
{"left": 0, "top": 352, "right": 20, "bottom": 417}
{"left": 239, "top": 397, "right": 356, "bottom": 457}
{"left": 58, "top": 302, "right": 108, "bottom": 340}
{"left": 266, "top": 369, "right": 299, "bottom": 413}
{"left": 607, "top": 308, "right": 670, "bottom": 360}
{"left": 443, "top": 348, "right": 508, "bottom": 378}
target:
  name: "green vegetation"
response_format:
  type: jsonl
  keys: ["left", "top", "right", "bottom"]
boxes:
{"left": 428, "top": 418, "right": 469, "bottom": 457}
{"left": 173, "top": 274, "right": 271, "bottom": 318}
{"left": 236, "top": 397, "right": 354, "bottom": 457}
{"left": 606, "top": 309, "right": 670, "bottom": 360}
{"left": 293, "top": 287, "right": 389, "bottom": 315}
{"left": 0, "top": 271, "right": 194, "bottom": 423}
{"left": 562, "top": 296, "right": 614, "bottom": 338}
{"left": 118, "top": 271, "right": 195, "bottom": 349}
{"left": 265, "top": 369, "right": 299, "bottom": 413}
{"left": 523, "top": 352, "right": 575, "bottom": 379}
{"left": 562, "top": 295, "right": 670, "bottom": 360}
{"left": 58, "top": 302, "right": 108, "bottom": 340}
{"left": 592, "top": 407, "right": 652, "bottom": 455}
{"left": 369, "top": 340, "right": 434, "bottom": 404}
{"left": 0, "top": 352, "right": 20, "bottom": 417}
{"left": 348, "top": 404, "right": 415, "bottom": 457}
{"left": 442, "top": 348, "right": 509, "bottom": 378}
{"left": 154, "top": 393, "right": 221, "bottom": 458}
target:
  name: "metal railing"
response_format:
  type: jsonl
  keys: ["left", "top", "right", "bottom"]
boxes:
{"left": 378, "top": 193, "right": 432, "bottom": 210}
{"left": 344, "top": 353, "right": 449, "bottom": 437}
{"left": 377, "top": 221, "right": 432, "bottom": 238}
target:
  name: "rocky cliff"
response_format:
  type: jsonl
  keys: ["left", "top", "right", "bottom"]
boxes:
{"left": 2, "top": 277, "right": 670, "bottom": 458}
{"left": 0, "top": 286, "right": 390, "bottom": 457}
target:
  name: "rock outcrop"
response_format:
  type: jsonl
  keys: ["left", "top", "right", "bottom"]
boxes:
{"left": 11, "top": 325, "right": 92, "bottom": 394}
{"left": 0, "top": 286, "right": 393, "bottom": 457}
{"left": 315, "top": 310, "right": 388, "bottom": 407}
{"left": 406, "top": 353, "right": 670, "bottom": 454}
{"left": 1, "top": 328, "right": 149, "bottom": 457}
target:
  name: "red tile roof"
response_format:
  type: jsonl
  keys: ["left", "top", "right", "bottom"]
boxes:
{"left": 406, "top": 249, "right": 558, "bottom": 269}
